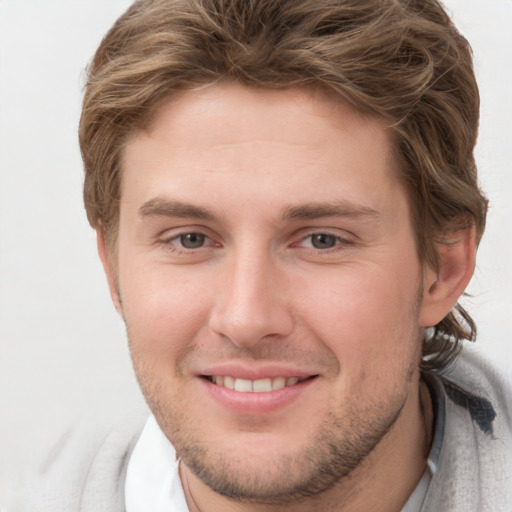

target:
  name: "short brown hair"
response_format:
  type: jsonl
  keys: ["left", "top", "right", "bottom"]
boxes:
{"left": 79, "top": 0, "right": 487, "bottom": 373}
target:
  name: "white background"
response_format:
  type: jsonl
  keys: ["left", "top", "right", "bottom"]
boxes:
{"left": 0, "top": 0, "right": 511, "bottom": 480}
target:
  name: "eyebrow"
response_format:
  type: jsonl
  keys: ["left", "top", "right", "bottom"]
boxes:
{"left": 281, "top": 202, "right": 380, "bottom": 221}
{"left": 139, "top": 197, "right": 216, "bottom": 221}
{"left": 138, "top": 197, "right": 380, "bottom": 223}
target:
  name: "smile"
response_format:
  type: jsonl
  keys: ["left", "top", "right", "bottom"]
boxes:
{"left": 205, "top": 376, "right": 310, "bottom": 392}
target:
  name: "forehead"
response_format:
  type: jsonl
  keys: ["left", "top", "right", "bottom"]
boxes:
{"left": 120, "top": 82, "right": 403, "bottom": 221}
{"left": 140, "top": 83, "right": 389, "bottom": 158}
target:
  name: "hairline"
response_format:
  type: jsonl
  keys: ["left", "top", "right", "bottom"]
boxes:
{"left": 100, "top": 82, "right": 434, "bottom": 274}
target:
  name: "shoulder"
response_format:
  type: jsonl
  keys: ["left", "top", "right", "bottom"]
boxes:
{"left": 447, "top": 343, "right": 512, "bottom": 392}
{"left": 424, "top": 343, "right": 512, "bottom": 512}
{"left": 442, "top": 342, "right": 512, "bottom": 434}
{"left": 1, "top": 412, "right": 148, "bottom": 512}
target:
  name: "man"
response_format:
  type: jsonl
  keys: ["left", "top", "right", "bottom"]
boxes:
{"left": 10, "top": 0, "right": 512, "bottom": 510}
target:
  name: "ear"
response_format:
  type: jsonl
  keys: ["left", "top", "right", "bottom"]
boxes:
{"left": 420, "top": 227, "right": 476, "bottom": 327}
{"left": 96, "top": 229, "right": 122, "bottom": 315}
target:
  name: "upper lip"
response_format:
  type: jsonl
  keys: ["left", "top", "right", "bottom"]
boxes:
{"left": 199, "top": 363, "right": 317, "bottom": 380}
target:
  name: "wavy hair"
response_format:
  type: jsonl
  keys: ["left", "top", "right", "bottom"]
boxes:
{"left": 80, "top": 0, "right": 487, "bottom": 373}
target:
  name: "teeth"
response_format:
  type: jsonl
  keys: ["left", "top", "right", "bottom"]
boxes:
{"left": 234, "top": 378, "right": 253, "bottom": 392}
{"left": 272, "top": 377, "right": 286, "bottom": 390}
{"left": 224, "top": 376, "right": 235, "bottom": 390}
{"left": 210, "top": 375, "right": 305, "bottom": 392}
{"left": 253, "top": 378, "right": 272, "bottom": 392}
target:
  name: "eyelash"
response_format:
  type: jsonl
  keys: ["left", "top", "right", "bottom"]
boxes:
{"left": 157, "top": 229, "right": 353, "bottom": 256}
{"left": 158, "top": 231, "right": 217, "bottom": 253}
{"left": 295, "top": 231, "right": 354, "bottom": 254}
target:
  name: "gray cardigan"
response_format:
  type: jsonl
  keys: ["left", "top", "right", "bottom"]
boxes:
{"left": 3, "top": 345, "right": 511, "bottom": 512}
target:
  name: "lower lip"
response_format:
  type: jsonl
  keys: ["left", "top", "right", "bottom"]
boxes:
{"left": 201, "top": 377, "right": 317, "bottom": 415}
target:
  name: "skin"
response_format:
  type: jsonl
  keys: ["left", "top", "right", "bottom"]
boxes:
{"left": 99, "top": 82, "right": 475, "bottom": 511}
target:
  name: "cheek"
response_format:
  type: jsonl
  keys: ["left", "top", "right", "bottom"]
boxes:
{"left": 297, "top": 263, "right": 422, "bottom": 371}
{"left": 119, "top": 264, "right": 213, "bottom": 355}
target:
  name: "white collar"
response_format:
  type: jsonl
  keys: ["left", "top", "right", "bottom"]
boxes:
{"left": 125, "top": 415, "right": 189, "bottom": 512}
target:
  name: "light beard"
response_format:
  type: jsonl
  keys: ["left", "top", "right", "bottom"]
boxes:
{"left": 126, "top": 301, "right": 423, "bottom": 506}
{"left": 169, "top": 389, "right": 407, "bottom": 505}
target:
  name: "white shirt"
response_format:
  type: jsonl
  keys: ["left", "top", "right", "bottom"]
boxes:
{"left": 125, "top": 415, "right": 189, "bottom": 512}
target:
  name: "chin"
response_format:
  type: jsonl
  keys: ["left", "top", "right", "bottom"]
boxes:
{"left": 173, "top": 405, "right": 402, "bottom": 505}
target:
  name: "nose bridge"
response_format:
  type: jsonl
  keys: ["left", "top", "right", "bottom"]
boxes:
{"left": 210, "top": 241, "right": 292, "bottom": 346}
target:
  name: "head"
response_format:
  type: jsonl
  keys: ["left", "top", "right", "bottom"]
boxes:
{"left": 80, "top": 1, "right": 486, "bottom": 504}
{"left": 80, "top": 0, "right": 486, "bottom": 375}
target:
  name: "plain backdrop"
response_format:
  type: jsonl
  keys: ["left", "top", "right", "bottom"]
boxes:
{"left": 0, "top": 0, "right": 511, "bottom": 481}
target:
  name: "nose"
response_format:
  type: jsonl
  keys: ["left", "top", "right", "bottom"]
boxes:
{"left": 209, "top": 249, "right": 294, "bottom": 348}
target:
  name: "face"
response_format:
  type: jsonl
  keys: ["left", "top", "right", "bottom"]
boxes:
{"left": 110, "top": 83, "right": 430, "bottom": 502}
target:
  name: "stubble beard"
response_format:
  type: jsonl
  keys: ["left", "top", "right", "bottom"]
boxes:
{"left": 125, "top": 290, "right": 423, "bottom": 506}
{"left": 132, "top": 347, "right": 412, "bottom": 506}
{"left": 174, "top": 395, "right": 407, "bottom": 505}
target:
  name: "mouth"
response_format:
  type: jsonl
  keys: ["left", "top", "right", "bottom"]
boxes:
{"left": 202, "top": 375, "right": 316, "bottom": 393}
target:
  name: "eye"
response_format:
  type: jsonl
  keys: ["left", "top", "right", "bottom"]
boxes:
{"left": 308, "top": 233, "right": 340, "bottom": 249}
{"left": 177, "top": 232, "right": 206, "bottom": 249}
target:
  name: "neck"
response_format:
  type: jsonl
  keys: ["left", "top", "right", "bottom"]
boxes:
{"left": 180, "top": 374, "right": 433, "bottom": 512}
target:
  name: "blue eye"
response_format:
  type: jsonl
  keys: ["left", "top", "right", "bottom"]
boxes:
{"left": 179, "top": 233, "right": 206, "bottom": 249}
{"left": 309, "top": 233, "right": 339, "bottom": 249}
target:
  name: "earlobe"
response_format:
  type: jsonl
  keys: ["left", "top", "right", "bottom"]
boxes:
{"left": 420, "top": 227, "right": 476, "bottom": 327}
{"left": 96, "top": 230, "right": 122, "bottom": 315}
